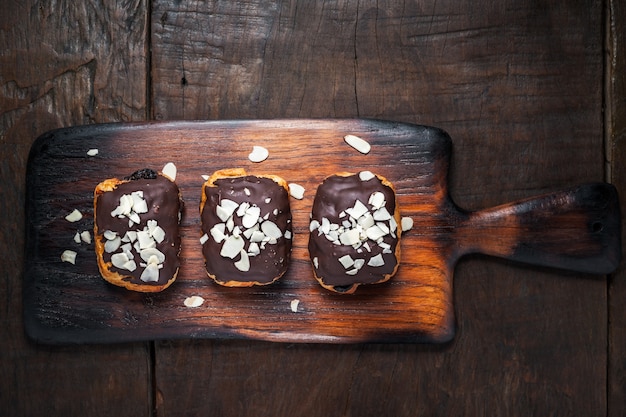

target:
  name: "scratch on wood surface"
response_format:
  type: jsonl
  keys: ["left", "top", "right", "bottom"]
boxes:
{"left": 0, "top": 59, "right": 97, "bottom": 140}
{"left": 342, "top": 347, "right": 363, "bottom": 416}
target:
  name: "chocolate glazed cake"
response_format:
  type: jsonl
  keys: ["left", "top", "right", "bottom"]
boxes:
{"left": 93, "top": 169, "right": 183, "bottom": 292}
{"left": 200, "top": 168, "right": 293, "bottom": 287}
{"left": 308, "top": 171, "right": 402, "bottom": 294}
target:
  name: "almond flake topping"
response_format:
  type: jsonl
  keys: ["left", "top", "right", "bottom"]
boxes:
{"left": 102, "top": 209, "right": 167, "bottom": 281}
{"left": 110, "top": 191, "right": 148, "bottom": 227}
{"left": 162, "top": 162, "right": 177, "bottom": 181}
{"left": 204, "top": 197, "right": 289, "bottom": 271}
{"left": 310, "top": 188, "right": 397, "bottom": 274}
{"left": 65, "top": 209, "right": 83, "bottom": 223}
{"left": 359, "top": 170, "right": 376, "bottom": 181}
{"left": 61, "top": 250, "right": 77, "bottom": 264}
{"left": 184, "top": 295, "right": 205, "bottom": 308}
{"left": 344, "top": 135, "right": 371, "bottom": 154}
{"left": 401, "top": 217, "right": 413, "bottom": 231}
{"left": 288, "top": 183, "right": 305, "bottom": 200}
{"left": 248, "top": 145, "right": 269, "bottom": 163}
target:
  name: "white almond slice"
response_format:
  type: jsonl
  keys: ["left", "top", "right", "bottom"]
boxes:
{"left": 313, "top": 257, "right": 319, "bottom": 269}
{"left": 367, "top": 253, "right": 385, "bottom": 267}
{"left": 244, "top": 187, "right": 251, "bottom": 196}
{"left": 140, "top": 247, "right": 165, "bottom": 264}
{"left": 103, "top": 230, "right": 117, "bottom": 240}
{"left": 359, "top": 170, "right": 376, "bottom": 181}
{"left": 373, "top": 207, "right": 392, "bottom": 221}
{"left": 309, "top": 219, "right": 320, "bottom": 232}
{"left": 111, "top": 195, "right": 131, "bottom": 217}
{"left": 140, "top": 263, "right": 160, "bottom": 282}
{"left": 220, "top": 235, "right": 245, "bottom": 259}
{"left": 132, "top": 192, "right": 148, "bottom": 213}
{"left": 200, "top": 233, "right": 209, "bottom": 245}
{"left": 389, "top": 216, "right": 398, "bottom": 234}
{"left": 162, "top": 162, "right": 177, "bottom": 181}
{"left": 376, "top": 222, "right": 390, "bottom": 235}
{"left": 288, "top": 183, "right": 305, "bottom": 200}
{"left": 250, "top": 230, "right": 266, "bottom": 243}
{"left": 184, "top": 295, "right": 205, "bottom": 308}
{"left": 232, "top": 226, "right": 242, "bottom": 237}
{"left": 353, "top": 259, "right": 366, "bottom": 269}
{"left": 133, "top": 198, "right": 148, "bottom": 214}
{"left": 61, "top": 250, "right": 77, "bottom": 264}
{"left": 234, "top": 250, "right": 250, "bottom": 272}
{"left": 146, "top": 254, "right": 161, "bottom": 266}
{"left": 242, "top": 206, "right": 261, "bottom": 228}
{"left": 80, "top": 231, "right": 92, "bottom": 244}
{"left": 290, "top": 299, "right": 300, "bottom": 313}
{"left": 137, "top": 230, "right": 155, "bottom": 249}
{"left": 210, "top": 226, "right": 227, "bottom": 243}
{"left": 151, "top": 225, "right": 166, "bottom": 243}
{"left": 248, "top": 242, "right": 261, "bottom": 256}
{"left": 345, "top": 200, "right": 369, "bottom": 220}
{"left": 320, "top": 217, "right": 331, "bottom": 235}
{"left": 264, "top": 197, "right": 271, "bottom": 204}
{"left": 236, "top": 202, "right": 250, "bottom": 217}
{"left": 110, "top": 252, "right": 130, "bottom": 269}
{"left": 345, "top": 268, "right": 359, "bottom": 275}
{"left": 126, "top": 230, "right": 138, "bottom": 242}
{"left": 344, "top": 134, "right": 371, "bottom": 154}
{"left": 104, "top": 237, "right": 121, "bottom": 253}
{"left": 248, "top": 145, "right": 269, "bottom": 163}
{"left": 216, "top": 199, "right": 239, "bottom": 222}
{"left": 139, "top": 248, "right": 165, "bottom": 265}
{"left": 338, "top": 255, "right": 354, "bottom": 269}
{"left": 368, "top": 192, "right": 386, "bottom": 210}
{"left": 201, "top": 174, "right": 210, "bottom": 181}
{"left": 73, "top": 232, "right": 81, "bottom": 244}
{"left": 123, "top": 260, "right": 137, "bottom": 272}
{"left": 146, "top": 219, "right": 158, "bottom": 232}
{"left": 242, "top": 224, "right": 259, "bottom": 239}
{"left": 401, "top": 217, "right": 413, "bottom": 232}
{"left": 365, "top": 225, "right": 388, "bottom": 241}
{"left": 128, "top": 212, "right": 141, "bottom": 226}
{"left": 65, "top": 209, "right": 83, "bottom": 223}
{"left": 121, "top": 243, "right": 133, "bottom": 255}
{"left": 284, "top": 230, "right": 292, "bottom": 240}
{"left": 358, "top": 213, "right": 375, "bottom": 229}
{"left": 339, "top": 228, "right": 361, "bottom": 246}
{"left": 261, "top": 220, "right": 283, "bottom": 240}
{"left": 87, "top": 148, "right": 99, "bottom": 156}
{"left": 325, "top": 230, "right": 339, "bottom": 242}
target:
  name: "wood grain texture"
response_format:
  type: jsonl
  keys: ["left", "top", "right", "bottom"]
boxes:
{"left": 0, "top": 1, "right": 151, "bottom": 416}
{"left": 608, "top": 0, "right": 626, "bottom": 416}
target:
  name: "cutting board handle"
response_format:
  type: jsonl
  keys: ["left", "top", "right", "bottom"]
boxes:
{"left": 456, "top": 183, "right": 621, "bottom": 274}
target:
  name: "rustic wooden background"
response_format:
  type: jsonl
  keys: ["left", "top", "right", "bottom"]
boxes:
{"left": 2, "top": 0, "right": 625, "bottom": 415}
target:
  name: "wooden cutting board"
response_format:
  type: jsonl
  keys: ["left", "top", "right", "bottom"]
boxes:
{"left": 23, "top": 119, "right": 621, "bottom": 344}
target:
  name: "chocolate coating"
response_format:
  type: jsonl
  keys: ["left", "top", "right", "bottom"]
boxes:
{"left": 309, "top": 173, "right": 399, "bottom": 289}
{"left": 201, "top": 175, "right": 292, "bottom": 284}
{"left": 95, "top": 174, "right": 182, "bottom": 287}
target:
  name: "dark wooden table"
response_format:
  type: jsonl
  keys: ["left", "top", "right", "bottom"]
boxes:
{"left": 2, "top": 1, "right": 626, "bottom": 415}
